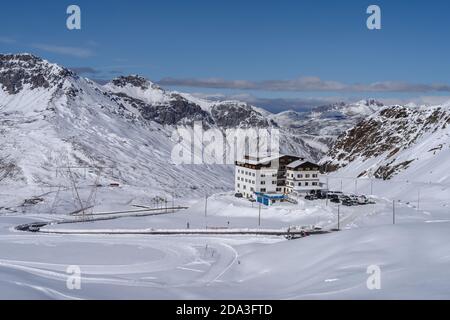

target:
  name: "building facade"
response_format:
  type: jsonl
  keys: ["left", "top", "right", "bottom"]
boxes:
{"left": 235, "top": 155, "right": 321, "bottom": 199}
{"left": 285, "top": 160, "right": 321, "bottom": 194}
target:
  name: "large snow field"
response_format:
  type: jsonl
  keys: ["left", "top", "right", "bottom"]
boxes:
{"left": 1, "top": 216, "right": 450, "bottom": 299}
{"left": 1, "top": 181, "right": 449, "bottom": 299}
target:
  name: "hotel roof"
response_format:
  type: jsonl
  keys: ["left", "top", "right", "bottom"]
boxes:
{"left": 237, "top": 154, "right": 301, "bottom": 165}
{"left": 287, "top": 160, "right": 319, "bottom": 168}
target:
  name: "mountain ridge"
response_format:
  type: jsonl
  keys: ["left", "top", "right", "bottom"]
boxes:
{"left": 321, "top": 103, "right": 450, "bottom": 184}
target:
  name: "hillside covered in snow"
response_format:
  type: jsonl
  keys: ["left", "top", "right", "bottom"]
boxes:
{"left": 1, "top": 54, "right": 450, "bottom": 301}
{"left": 270, "top": 99, "right": 383, "bottom": 137}
{"left": 0, "top": 53, "right": 333, "bottom": 205}
{"left": 322, "top": 104, "right": 450, "bottom": 185}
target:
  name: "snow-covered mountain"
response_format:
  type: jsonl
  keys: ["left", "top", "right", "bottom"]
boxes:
{"left": 321, "top": 103, "right": 450, "bottom": 184}
{"left": 0, "top": 53, "right": 329, "bottom": 199}
{"left": 0, "top": 54, "right": 234, "bottom": 197}
{"left": 103, "top": 75, "right": 328, "bottom": 159}
{"left": 105, "top": 76, "right": 275, "bottom": 128}
{"left": 270, "top": 99, "right": 383, "bottom": 137}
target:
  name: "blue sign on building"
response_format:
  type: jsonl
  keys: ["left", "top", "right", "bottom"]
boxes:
{"left": 255, "top": 192, "right": 286, "bottom": 206}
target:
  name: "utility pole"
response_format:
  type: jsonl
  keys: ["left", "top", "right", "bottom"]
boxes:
{"left": 326, "top": 176, "right": 329, "bottom": 206}
{"left": 165, "top": 197, "right": 167, "bottom": 213}
{"left": 393, "top": 200, "right": 396, "bottom": 225}
{"left": 258, "top": 202, "right": 262, "bottom": 227}
{"left": 172, "top": 192, "right": 175, "bottom": 213}
{"left": 205, "top": 195, "right": 208, "bottom": 218}
{"left": 338, "top": 205, "right": 340, "bottom": 230}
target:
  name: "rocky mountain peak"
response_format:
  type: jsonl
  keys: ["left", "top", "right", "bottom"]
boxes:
{"left": 322, "top": 104, "right": 450, "bottom": 178}
{"left": 362, "top": 99, "right": 384, "bottom": 107}
{"left": 111, "top": 75, "right": 162, "bottom": 91}
{"left": 0, "top": 53, "right": 73, "bottom": 94}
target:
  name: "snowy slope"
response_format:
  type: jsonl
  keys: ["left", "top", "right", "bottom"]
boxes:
{"left": 320, "top": 103, "right": 450, "bottom": 208}
{"left": 106, "top": 76, "right": 274, "bottom": 129}
{"left": 270, "top": 99, "right": 383, "bottom": 137}
{"left": 1, "top": 190, "right": 449, "bottom": 299}
{"left": 105, "top": 76, "right": 330, "bottom": 159}
{"left": 322, "top": 103, "right": 450, "bottom": 182}
{"left": 0, "top": 54, "right": 233, "bottom": 200}
{"left": 0, "top": 53, "right": 331, "bottom": 211}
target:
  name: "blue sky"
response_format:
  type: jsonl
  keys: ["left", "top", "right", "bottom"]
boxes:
{"left": 1, "top": 0, "right": 450, "bottom": 111}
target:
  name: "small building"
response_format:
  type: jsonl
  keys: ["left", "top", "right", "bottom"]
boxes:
{"left": 255, "top": 192, "right": 286, "bottom": 206}
{"left": 235, "top": 154, "right": 323, "bottom": 199}
{"left": 285, "top": 160, "right": 321, "bottom": 194}
{"left": 235, "top": 154, "right": 302, "bottom": 198}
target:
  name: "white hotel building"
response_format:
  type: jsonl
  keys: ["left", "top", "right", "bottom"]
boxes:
{"left": 235, "top": 155, "right": 322, "bottom": 198}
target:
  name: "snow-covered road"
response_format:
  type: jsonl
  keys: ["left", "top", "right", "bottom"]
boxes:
{"left": 1, "top": 191, "right": 449, "bottom": 299}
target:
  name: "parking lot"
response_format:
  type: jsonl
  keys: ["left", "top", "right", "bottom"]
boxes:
{"left": 304, "top": 190, "right": 376, "bottom": 207}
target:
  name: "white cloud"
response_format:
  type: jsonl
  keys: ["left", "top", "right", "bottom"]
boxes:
{"left": 32, "top": 43, "right": 94, "bottom": 58}
{"left": 0, "top": 36, "right": 17, "bottom": 44}
{"left": 379, "top": 96, "right": 450, "bottom": 107}
{"left": 159, "top": 77, "right": 450, "bottom": 94}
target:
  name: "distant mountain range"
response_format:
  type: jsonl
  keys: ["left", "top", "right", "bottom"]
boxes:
{"left": 0, "top": 53, "right": 374, "bottom": 195}
{"left": 4, "top": 53, "right": 445, "bottom": 195}
{"left": 270, "top": 99, "right": 384, "bottom": 136}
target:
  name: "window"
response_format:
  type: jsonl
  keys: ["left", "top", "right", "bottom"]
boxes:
{"left": 313, "top": 174, "right": 318, "bottom": 178}
{"left": 272, "top": 174, "right": 277, "bottom": 177}
{"left": 276, "top": 188, "right": 281, "bottom": 192}
{"left": 305, "top": 182, "right": 309, "bottom": 186}
{"left": 305, "top": 174, "right": 310, "bottom": 178}
{"left": 252, "top": 173, "right": 256, "bottom": 177}
{"left": 250, "top": 187, "right": 254, "bottom": 192}
{"left": 312, "top": 182, "right": 318, "bottom": 186}
{"left": 298, "top": 182, "right": 302, "bottom": 186}
{"left": 261, "top": 174, "right": 266, "bottom": 178}
{"left": 243, "top": 185, "right": 247, "bottom": 190}
{"left": 261, "top": 188, "right": 266, "bottom": 192}
{"left": 261, "top": 181, "right": 266, "bottom": 185}
{"left": 272, "top": 181, "right": 276, "bottom": 185}
{"left": 237, "top": 183, "right": 240, "bottom": 188}
{"left": 298, "top": 174, "right": 303, "bottom": 178}
{"left": 245, "top": 179, "right": 248, "bottom": 183}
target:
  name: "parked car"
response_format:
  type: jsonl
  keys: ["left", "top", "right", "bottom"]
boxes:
{"left": 316, "top": 191, "right": 328, "bottom": 199}
{"left": 286, "top": 227, "right": 309, "bottom": 240}
{"left": 28, "top": 225, "right": 41, "bottom": 232}
{"left": 305, "top": 194, "right": 318, "bottom": 200}
{"left": 342, "top": 199, "right": 354, "bottom": 206}
{"left": 357, "top": 195, "right": 370, "bottom": 205}
{"left": 234, "top": 193, "right": 243, "bottom": 198}
{"left": 330, "top": 197, "right": 341, "bottom": 204}
{"left": 328, "top": 193, "right": 340, "bottom": 200}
